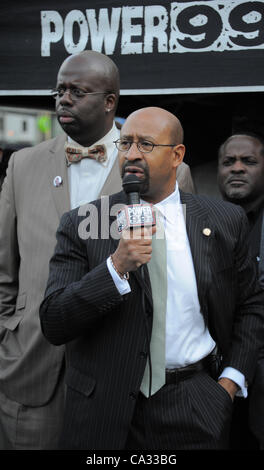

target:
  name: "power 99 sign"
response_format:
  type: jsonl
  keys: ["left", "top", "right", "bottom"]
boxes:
{"left": 40, "top": 1, "right": 264, "bottom": 57}
{"left": 170, "top": 0, "right": 264, "bottom": 52}
{"left": 1, "top": 0, "right": 264, "bottom": 93}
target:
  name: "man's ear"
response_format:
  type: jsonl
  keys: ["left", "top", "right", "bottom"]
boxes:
{"left": 104, "top": 93, "right": 116, "bottom": 113}
{"left": 172, "top": 144, "right": 185, "bottom": 168}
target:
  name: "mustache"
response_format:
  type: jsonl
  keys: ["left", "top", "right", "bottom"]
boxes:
{"left": 57, "top": 107, "right": 75, "bottom": 118}
{"left": 121, "top": 162, "right": 148, "bottom": 178}
{"left": 227, "top": 176, "right": 248, "bottom": 184}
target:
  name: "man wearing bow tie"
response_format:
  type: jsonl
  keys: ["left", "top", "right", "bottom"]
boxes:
{"left": 40, "top": 107, "right": 264, "bottom": 450}
{"left": 0, "top": 50, "right": 121, "bottom": 450}
{"left": 0, "top": 50, "right": 125, "bottom": 450}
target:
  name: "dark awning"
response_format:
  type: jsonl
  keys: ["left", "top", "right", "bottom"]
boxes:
{"left": 1, "top": 0, "right": 264, "bottom": 97}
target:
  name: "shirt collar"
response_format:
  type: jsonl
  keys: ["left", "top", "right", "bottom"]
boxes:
{"left": 68, "top": 123, "right": 119, "bottom": 156}
{"left": 142, "top": 182, "right": 180, "bottom": 224}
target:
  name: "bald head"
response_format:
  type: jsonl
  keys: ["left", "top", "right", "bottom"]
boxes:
{"left": 58, "top": 51, "right": 120, "bottom": 102}
{"left": 124, "top": 107, "right": 184, "bottom": 145}
{"left": 55, "top": 51, "right": 120, "bottom": 146}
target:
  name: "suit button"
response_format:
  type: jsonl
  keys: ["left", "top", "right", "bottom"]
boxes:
{"left": 129, "top": 392, "right": 137, "bottom": 400}
{"left": 140, "top": 351, "right": 147, "bottom": 358}
{"left": 146, "top": 308, "right": 152, "bottom": 317}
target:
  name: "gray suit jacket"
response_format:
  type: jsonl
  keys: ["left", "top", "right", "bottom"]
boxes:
{"left": 0, "top": 132, "right": 194, "bottom": 406}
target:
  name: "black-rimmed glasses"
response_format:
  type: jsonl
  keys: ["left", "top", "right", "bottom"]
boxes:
{"left": 114, "top": 139, "right": 176, "bottom": 153}
{"left": 51, "top": 87, "right": 109, "bottom": 101}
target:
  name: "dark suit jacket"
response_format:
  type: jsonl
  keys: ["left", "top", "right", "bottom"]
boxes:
{"left": 246, "top": 207, "right": 264, "bottom": 440}
{"left": 40, "top": 191, "right": 264, "bottom": 450}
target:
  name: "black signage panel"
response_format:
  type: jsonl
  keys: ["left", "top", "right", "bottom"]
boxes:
{"left": 1, "top": 0, "right": 264, "bottom": 94}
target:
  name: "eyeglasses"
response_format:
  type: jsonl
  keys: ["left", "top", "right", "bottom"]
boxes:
{"left": 114, "top": 139, "right": 176, "bottom": 153}
{"left": 51, "top": 87, "right": 108, "bottom": 101}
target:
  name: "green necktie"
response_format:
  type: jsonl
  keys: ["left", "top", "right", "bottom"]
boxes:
{"left": 140, "top": 210, "right": 167, "bottom": 397}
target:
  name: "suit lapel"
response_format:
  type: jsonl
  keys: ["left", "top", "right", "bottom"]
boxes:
{"left": 99, "top": 153, "right": 122, "bottom": 197}
{"left": 180, "top": 191, "right": 214, "bottom": 324}
{"left": 48, "top": 134, "right": 71, "bottom": 218}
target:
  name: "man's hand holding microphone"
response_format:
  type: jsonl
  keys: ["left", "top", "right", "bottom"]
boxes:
{"left": 111, "top": 174, "right": 156, "bottom": 278}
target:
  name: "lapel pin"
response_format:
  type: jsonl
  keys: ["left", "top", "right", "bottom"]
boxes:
{"left": 202, "top": 228, "right": 211, "bottom": 237}
{"left": 53, "top": 176, "right": 63, "bottom": 187}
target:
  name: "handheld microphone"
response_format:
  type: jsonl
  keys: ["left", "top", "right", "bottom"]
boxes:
{"left": 117, "top": 174, "right": 155, "bottom": 232}
{"left": 120, "top": 175, "right": 153, "bottom": 396}
{"left": 122, "top": 173, "right": 141, "bottom": 205}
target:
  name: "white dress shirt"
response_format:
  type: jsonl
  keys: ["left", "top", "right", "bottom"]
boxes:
{"left": 68, "top": 124, "right": 119, "bottom": 209}
{"left": 155, "top": 188, "right": 216, "bottom": 368}
{"left": 107, "top": 183, "right": 247, "bottom": 396}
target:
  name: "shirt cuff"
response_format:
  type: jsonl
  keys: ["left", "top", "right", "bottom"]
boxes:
{"left": 219, "top": 367, "right": 248, "bottom": 398}
{"left": 106, "top": 257, "right": 131, "bottom": 295}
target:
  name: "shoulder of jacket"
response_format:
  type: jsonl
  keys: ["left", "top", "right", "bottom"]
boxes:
{"left": 185, "top": 192, "right": 245, "bottom": 219}
{"left": 11, "top": 135, "right": 64, "bottom": 167}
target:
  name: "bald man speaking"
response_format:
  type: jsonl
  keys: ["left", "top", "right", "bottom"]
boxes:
{"left": 40, "top": 107, "right": 264, "bottom": 450}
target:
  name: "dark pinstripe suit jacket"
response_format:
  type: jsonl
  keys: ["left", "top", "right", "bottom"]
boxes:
{"left": 40, "top": 191, "right": 264, "bottom": 450}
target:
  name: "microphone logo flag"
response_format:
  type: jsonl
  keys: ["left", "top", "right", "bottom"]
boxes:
{"left": 117, "top": 204, "right": 156, "bottom": 232}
